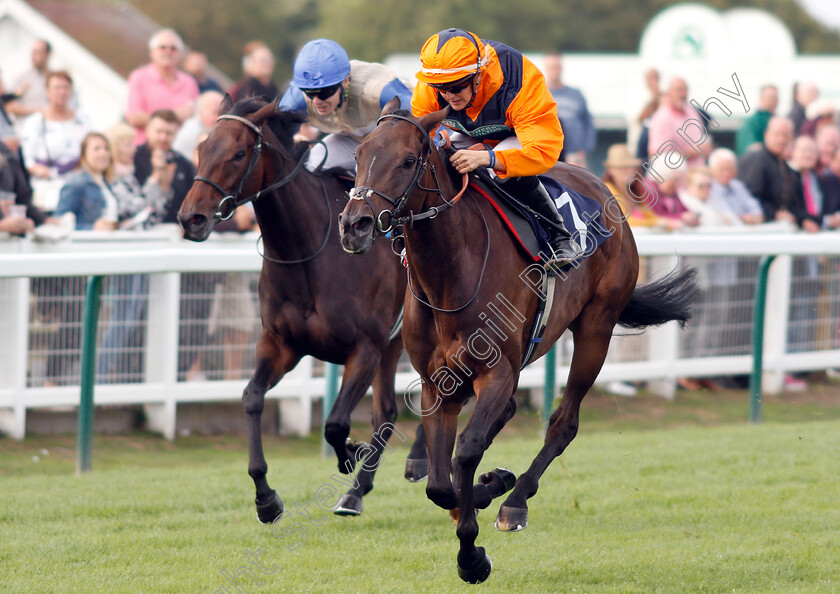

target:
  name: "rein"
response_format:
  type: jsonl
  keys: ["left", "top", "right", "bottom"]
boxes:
{"left": 405, "top": 193, "right": 491, "bottom": 313}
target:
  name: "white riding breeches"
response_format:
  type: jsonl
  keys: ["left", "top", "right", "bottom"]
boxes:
{"left": 305, "top": 132, "right": 361, "bottom": 173}
{"left": 449, "top": 132, "right": 522, "bottom": 152}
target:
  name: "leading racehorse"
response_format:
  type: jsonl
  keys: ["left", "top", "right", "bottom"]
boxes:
{"left": 339, "top": 99, "right": 697, "bottom": 583}
{"left": 178, "top": 96, "right": 417, "bottom": 521}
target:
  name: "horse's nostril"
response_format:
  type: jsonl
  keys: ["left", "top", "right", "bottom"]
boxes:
{"left": 353, "top": 217, "right": 373, "bottom": 232}
{"left": 189, "top": 214, "right": 207, "bottom": 227}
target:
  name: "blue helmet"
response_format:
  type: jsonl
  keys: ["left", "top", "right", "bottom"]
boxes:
{"left": 292, "top": 39, "right": 350, "bottom": 88}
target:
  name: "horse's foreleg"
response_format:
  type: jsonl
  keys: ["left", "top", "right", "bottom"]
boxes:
{"left": 245, "top": 331, "right": 300, "bottom": 524}
{"left": 334, "top": 340, "right": 402, "bottom": 516}
{"left": 423, "top": 388, "right": 460, "bottom": 511}
{"left": 453, "top": 368, "right": 515, "bottom": 584}
{"left": 497, "top": 313, "right": 613, "bottom": 532}
{"left": 323, "top": 345, "right": 379, "bottom": 474}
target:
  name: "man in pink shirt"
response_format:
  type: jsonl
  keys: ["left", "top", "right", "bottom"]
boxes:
{"left": 125, "top": 29, "right": 199, "bottom": 145}
{"left": 647, "top": 77, "right": 708, "bottom": 169}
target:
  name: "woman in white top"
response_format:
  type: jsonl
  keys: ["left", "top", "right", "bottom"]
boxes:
{"left": 20, "top": 70, "right": 92, "bottom": 212}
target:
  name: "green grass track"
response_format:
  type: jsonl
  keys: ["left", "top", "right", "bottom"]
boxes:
{"left": 1, "top": 401, "right": 838, "bottom": 592}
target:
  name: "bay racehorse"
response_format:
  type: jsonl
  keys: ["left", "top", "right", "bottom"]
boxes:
{"left": 339, "top": 100, "right": 697, "bottom": 583}
{"left": 178, "top": 96, "right": 418, "bottom": 521}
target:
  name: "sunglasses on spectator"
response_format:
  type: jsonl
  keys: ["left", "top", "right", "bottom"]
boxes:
{"left": 428, "top": 75, "right": 476, "bottom": 94}
{"left": 300, "top": 83, "right": 342, "bottom": 101}
{"left": 156, "top": 45, "right": 180, "bottom": 52}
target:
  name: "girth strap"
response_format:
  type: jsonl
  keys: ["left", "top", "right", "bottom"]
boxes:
{"left": 521, "top": 270, "right": 557, "bottom": 369}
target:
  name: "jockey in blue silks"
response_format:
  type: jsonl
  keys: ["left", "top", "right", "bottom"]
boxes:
{"left": 278, "top": 39, "right": 413, "bottom": 173}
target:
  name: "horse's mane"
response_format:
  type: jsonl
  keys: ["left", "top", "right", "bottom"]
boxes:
{"left": 225, "top": 97, "right": 305, "bottom": 155}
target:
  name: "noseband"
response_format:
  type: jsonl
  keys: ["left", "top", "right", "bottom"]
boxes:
{"left": 193, "top": 114, "right": 318, "bottom": 221}
{"left": 350, "top": 114, "right": 465, "bottom": 233}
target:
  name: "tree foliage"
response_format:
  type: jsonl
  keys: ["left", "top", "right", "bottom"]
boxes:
{"left": 129, "top": 0, "right": 840, "bottom": 80}
{"left": 313, "top": 0, "right": 840, "bottom": 56}
{"left": 130, "top": 0, "right": 319, "bottom": 81}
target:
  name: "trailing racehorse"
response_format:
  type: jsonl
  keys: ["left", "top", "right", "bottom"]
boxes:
{"left": 339, "top": 100, "right": 697, "bottom": 583}
{"left": 178, "top": 96, "right": 417, "bottom": 521}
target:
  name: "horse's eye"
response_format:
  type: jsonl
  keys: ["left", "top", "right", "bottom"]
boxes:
{"left": 233, "top": 150, "right": 247, "bottom": 161}
{"left": 402, "top": 156, "right": 416, "bottom": 169}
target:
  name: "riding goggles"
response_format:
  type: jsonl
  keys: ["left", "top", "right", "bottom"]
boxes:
{"left": 428, "top": 74, "right": 475, "bottom": 94}
{"left": 300, "top": 83, "right": 342, "bottom": 101}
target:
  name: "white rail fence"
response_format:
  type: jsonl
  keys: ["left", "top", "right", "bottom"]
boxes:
{"left": 1, "top": 225, "right": 839, "bottom": 440}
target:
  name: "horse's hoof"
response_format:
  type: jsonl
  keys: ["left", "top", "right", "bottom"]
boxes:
{"left": 495, "top": 504, "right": 528, "bottom": 532}
{"left": 404, "top": 457, "right": 429, "bottom": 482}
{"left": 333, "top": 493, "right": 363, "bottom": 516}
{"left": 255, "top": 490, "right": 284, "bottom": 524}
{"left": 450, "top": 507, "right": 479, "bottom": 525}
{"left": 457, "top": 548, "right": 492, "bottom": 584}
{"left": 479, "top": 467, "right": 517, "bottom": 495}
{"left": 345, "top": 439, "right": 364, "bottom": 457}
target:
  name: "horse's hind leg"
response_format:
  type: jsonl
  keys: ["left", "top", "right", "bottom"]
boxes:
{"left": 451, "top": 394, "right": 517, "bottom": 514}
{"left": 334, "top": 339, "right": 403, "bottom": 516}
{"left": 497, "top": 309, "right": 614, "bottom": 532}
{"left": 472, "top": 395, "right": 518, "bottom": 509}
{"left": 245, "top": 331, "right": 300, "bottom": 524}
{"left": 404, "top": 422, "right": 428, "bottom": 482}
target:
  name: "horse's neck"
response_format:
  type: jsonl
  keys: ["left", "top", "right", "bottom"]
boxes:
{"left": 403, "top": 161, "right": 487, "bottom": 307}
{"left": 254, "top": 151, "right": 332, "bottom": 264}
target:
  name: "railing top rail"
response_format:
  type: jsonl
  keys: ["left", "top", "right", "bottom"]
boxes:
{"left": 2, "top": 227, "right": 840, "bottom": 279}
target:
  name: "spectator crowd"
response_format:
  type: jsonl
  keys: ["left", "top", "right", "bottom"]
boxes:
{"left": 1, "top": 29, "right": 839, "bottom": 392}
{"left": 1, "top": 31, "right": 261, "bottom": 385}
{"left": 615, "top": 72, "right": 840, "bottom": 392}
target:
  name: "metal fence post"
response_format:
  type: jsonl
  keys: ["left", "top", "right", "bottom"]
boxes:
{"left": 542, "top": 345, "right": 557, "bottom": 430}
{"left": 77, "top": 275, "right": 104, "bottom": 474}
{"left": 749, "top": 256, "right": 776, "bottom": 424}
{"left": 322, "top": 363, "right": 340, "bottom": 456}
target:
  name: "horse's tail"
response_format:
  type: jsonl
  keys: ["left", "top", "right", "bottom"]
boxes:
{"left": 617, "top": 267, "right": 698, "bottom": 329}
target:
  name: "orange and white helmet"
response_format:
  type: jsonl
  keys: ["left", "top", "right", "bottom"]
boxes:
{"left": 416, "top": 29, "right": 489, "bottom": 86}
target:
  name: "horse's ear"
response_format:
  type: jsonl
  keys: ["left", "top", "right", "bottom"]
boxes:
{"left": 219, "top": 93, "right": 234, "bottom": 116}
{"left": 380, "top": 96, "right": 401, "bottom": 117}
{"left": 252, "top": 99, "right": 278, "bottom": 126}
{"left": 418, "top": 106, "right": 449, "bottom": 134}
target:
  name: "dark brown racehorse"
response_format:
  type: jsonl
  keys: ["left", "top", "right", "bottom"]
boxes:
{"left": 177, "top": 96, "right": 413, "bottom": 521}
{"left": 339, "top": 100, "right": 697, "bottom": 584}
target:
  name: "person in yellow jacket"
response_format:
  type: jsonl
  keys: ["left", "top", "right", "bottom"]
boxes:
{"left": 412, "top": 28, "right": 580, "bottom": 264}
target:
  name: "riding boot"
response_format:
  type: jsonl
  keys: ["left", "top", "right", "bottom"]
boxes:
{"left": 503, "top": 176, "right": 581, "bottom": 266}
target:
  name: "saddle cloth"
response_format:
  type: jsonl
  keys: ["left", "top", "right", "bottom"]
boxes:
{"left": 472, "top": 175, "right": 613, "bottom": 265}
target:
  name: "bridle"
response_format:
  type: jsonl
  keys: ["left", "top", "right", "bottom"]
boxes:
{"left": 193, "top": 112, "right": 332, "bottom": 265}
{"left": 350, "top": 113, "right": 484, "bottom": 314}
{"left": 348, "top": 114, "right": 467, "bottom": 234}
{"left": 193, "top": 114, "right": 321, "bottom": 221}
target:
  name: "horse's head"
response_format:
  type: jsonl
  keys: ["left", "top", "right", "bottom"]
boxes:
{"left": 339, "top": 98, "right": 448, "bottom": 254}
{"left": 178, "top": 94, "right": 299, "bottom": 241}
